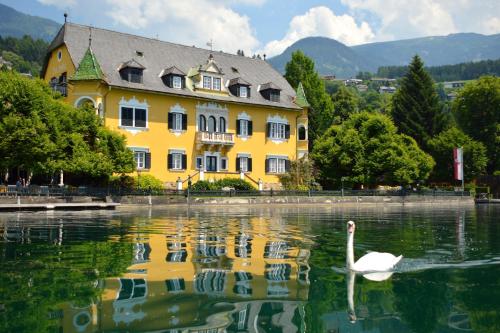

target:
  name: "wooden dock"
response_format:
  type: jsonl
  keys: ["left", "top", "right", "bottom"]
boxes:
{"left": 0, "top": 202, "right": 120, "bottom": 211}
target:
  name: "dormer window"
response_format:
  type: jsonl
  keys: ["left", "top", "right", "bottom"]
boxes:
{"left": 260, "top": 82, "right": 281, "bottom": 102}
{"left": 213, "top": 77, "right": 221, "bottom": 91}
{"left": 240, "top": 86, "right": 248, "bottom": 98}
{"left": 228, "top": 77, "right": 251, "bottom": 98}
{"left": 160, "top": 66, "right": 186, "bottom": 89}
{"left": 203, "top": 76, "right": 211, "bottom": 89}
{"left": 119, "top": 60, "right": 145, "bottom": 84}
{"left": 173, "top": 76, "right": 182, "bottom": 89}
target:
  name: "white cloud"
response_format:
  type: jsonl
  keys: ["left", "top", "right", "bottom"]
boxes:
{"left": 38, "top": 0, "right": 76, "bottom": 8}
{"left": 260, "top": 6, "right": 374, "bottom": 57}
{"left": 341, "top": 0, "right": 500, "bottom": 41}
{"left": 104, "top": 0, "right": 259, "bottom": 55}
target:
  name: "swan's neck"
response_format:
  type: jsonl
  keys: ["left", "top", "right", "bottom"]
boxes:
{"left": 347, "top": 232, "right": 355, "bottom": 269}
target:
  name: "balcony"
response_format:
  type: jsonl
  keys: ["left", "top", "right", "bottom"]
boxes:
{"left": 197, "top": 131, "right": 234, "bottom": 145}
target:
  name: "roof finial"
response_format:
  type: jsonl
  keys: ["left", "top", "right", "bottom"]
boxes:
{"left": 88, "top": 26, "right": 92, "bottom": 48}
{"left": 64, "top": 12, "right": 68, "bottom": 23}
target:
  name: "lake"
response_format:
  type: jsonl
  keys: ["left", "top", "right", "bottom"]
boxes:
{"left": 1, "top": 205, "right": 499, "bottom": 332}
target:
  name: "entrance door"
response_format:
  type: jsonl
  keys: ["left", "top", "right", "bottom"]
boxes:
{"left": 206, "top": 156, "right": 217, "bottom": 172}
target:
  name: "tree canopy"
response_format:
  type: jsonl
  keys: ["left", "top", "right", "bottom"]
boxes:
{"left": 453, "top": 76, "right": 500, "bottom": 174}
{"left": 427, "top": 127, "right": 487, "bottom": 182}
{"left": 312, "top": 111, "right": 434, "bottom": 188}
{"left": 0, "top": 71, "right": 135, "bottom": 184}
{"left": 391, "top": 55, "right": 446, "bottom": 149}
{"left": 331, "top": 86, "right": 359, "bottom": 123}
{"left": 285, "top": 50, "right": 335, "bottom": 144}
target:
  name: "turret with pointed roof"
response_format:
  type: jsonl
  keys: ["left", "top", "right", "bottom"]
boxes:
{"left": 294, "top": 82, "right": 310, "bottom": 108}
{"left": 70, "top": 46, "right": 104, "bottom": 81}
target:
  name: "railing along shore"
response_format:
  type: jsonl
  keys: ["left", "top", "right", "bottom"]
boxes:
{"left": 0, "top": 185, "right": 471, "bottom": 198}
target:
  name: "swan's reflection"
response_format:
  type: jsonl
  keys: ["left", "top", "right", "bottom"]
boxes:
{"left": 347, "top": 270, "right": 394, "bottom": 323}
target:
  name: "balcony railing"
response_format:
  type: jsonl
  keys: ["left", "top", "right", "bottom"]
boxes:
{"left": 197, "top": 131, "right": 234, "bottom": 145}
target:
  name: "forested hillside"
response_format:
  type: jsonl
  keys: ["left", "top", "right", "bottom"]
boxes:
{"left": 377, "top": 58, "right": 500, "bottom": 81}
{"left": 0, "top": 35, "right": 49, "bottom": 76}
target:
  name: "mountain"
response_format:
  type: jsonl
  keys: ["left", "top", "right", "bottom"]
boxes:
{"left": 268, "top": 37, "right": 378, "bottom": 78}
{"left": 269, "top": 33, "right": 500, "bottom": 78}
{"left": 0, "top": 3, "right": 60, "bottom": 41}
{"left": 353, "top": 33, "right": 500, "bottom": 67}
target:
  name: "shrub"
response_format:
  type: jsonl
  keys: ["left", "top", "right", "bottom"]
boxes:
{"left": 136, "top": 174, "right": 164, "bottom": 191}
{"left": 109, "top": 174, "right": 164, "bottom": 191}
{"left": 190, "top": 178, "right": 255, "bottom": 191}
{"left": 190, "top": 180, "right": 218, "bottom": 191}
{"left": 216, "top": 178, "right": 255, "bottom": 190}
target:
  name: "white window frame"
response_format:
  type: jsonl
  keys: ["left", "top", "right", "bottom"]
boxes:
{"left": 119, "top": 97, "right": 149, "bottom": 130}
{"left": 173, "top": 76, "right": 182, "bottom": 89}
{"left": 267, "top": 156, "right": 287, "bottom": 174}
{"left": 213, "top": 77, "right": 221, "bottom": 91}
{"left": 240, "top": 119, "right": 249, "bottom": 136}
{"left": 169, "top": 149, "right": 185, "bottom": 170}
{"left": 270, "top": 122, "right": 286, "bottom": 139}
{"left": 130, "top": 147, "right": 149, "bottom": 170}
{"left": 240, "top": 157, "right": 248, "bottom": 172}
{"left": 239, "top": 86, "right": 247, "bottom": 98}
{"left": 172, "top": 112, "right": 183, "bottom": 131}
{"left": 203, "top": 76, "right": 212, "bottom": 89}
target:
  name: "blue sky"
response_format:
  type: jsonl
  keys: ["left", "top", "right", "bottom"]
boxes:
{"left": 2, "top": 0, "right": 499, "bottom": 56}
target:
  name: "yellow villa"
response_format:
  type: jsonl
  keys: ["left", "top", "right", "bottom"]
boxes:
{"left": 42, "top": 23, "right": 309, "bottom": 189}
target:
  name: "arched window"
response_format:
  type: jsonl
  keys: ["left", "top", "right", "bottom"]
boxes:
{"left": 199, "top": 115, "right": 207, "bottom": 131}
{"left": 219, "top": 117, "right": 226, "bottom": 133}
{"left": 208, "top": 116, "right": 216, "bottom": 133}
{"left": 298, "top": 125, "right": 307, "bottom": 141}
{"left": 75, "top": 97, "right": 96, "bottom": 109}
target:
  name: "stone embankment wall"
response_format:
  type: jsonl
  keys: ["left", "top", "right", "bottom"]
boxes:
{"left": 0, "top": 195, "right": 474, "bottom": 206}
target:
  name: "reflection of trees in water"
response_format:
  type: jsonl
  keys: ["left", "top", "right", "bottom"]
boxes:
{"left": 0, "top": 216, "right": 134, "bottom": 333}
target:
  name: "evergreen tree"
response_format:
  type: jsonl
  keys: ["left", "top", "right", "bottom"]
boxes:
{"left": 285, "top": 50, "right": 334, "bottom": 145}
{"left": 391, "top": 55, "right": 444, "bottom": 149}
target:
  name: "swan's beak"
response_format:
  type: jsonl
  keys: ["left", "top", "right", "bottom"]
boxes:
{"left": 347, "top": 221, "right": 355, "bottom": 234}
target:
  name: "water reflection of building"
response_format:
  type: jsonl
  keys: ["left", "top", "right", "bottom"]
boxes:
{"left": 61, "top": 216, "right": 310, "bottom": 332}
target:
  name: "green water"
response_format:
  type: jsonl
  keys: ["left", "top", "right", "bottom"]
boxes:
{"left": 1, "top": 205, "right": 499, "bottom": 333}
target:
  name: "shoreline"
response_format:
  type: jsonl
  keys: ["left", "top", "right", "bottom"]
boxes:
{"left": 0, "top": 194, "right": 474, "bottom": 211}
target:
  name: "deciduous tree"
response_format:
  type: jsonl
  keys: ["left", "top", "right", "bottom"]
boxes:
{"left": 453, "top": 76, "right": 500, "bottom": 173}
{"left": 312, "top": 112, "right": 434, "bottom": 188}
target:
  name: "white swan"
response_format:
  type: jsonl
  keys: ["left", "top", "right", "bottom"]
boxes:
{"left": 347, "top": 220, "right": 402, "bottom": 273}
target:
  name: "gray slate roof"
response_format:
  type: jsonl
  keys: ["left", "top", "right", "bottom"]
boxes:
{"left": 46, "top": 23, "right": 300, "bottom": 110}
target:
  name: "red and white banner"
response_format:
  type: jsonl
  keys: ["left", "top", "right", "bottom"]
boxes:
{"left": 453, "top": 147, "right": 463, "bottom": 181}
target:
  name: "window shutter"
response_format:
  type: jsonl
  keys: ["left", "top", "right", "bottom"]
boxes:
{"left": 236, "top": 119, "right": 241, "bottom": 135}
{"left": 236, "top": 157, "right": 240, "bottom": 171}
{"left": 181, "top": 77, "right": 186, "bottom": 89}
{"left": 285, "top": 159, "right": 291, "bottom": 172}
{"left": 182, "top": 154, "right": 187, "bottom": 169}
{"left": 265, "top": 158, "right": 269, "bottom": 173}
{"left": 266, "top": 123, "right": 271, "bottom": 138}
{"left": 248, "top": 121, "right": 253, "bottom": 136}
{"left": 247, "top": 87, "right": 251, "bottom": 98}
{"left": 167, "top": 153, "right": 173, "bottom": 169}
{"left": 182, "top": 114, "right": 187, "bottom": 130}
{"left": 168, "top": 113, "right": 173, "bottom": 129}
{"left": 285, "top": 124, "right": 290, "bottom": 139}
{"left": 145, "top": 152, "right": 151, "bottom": 169}
{"left": 248, "top": 158, "right": 252, "bottom": 172}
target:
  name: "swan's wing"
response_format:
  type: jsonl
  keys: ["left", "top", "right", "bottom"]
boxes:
{"left": 354, "top": 252, "right": 403, "bottom": 272}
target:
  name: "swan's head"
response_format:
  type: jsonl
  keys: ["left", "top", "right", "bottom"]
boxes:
{"left": 347, "top": 220, "right": 355, "bottom": 234}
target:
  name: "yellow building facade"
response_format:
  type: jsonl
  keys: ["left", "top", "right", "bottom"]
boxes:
{"left": 43, "top": 23, "right": 309, "bottom": 189}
